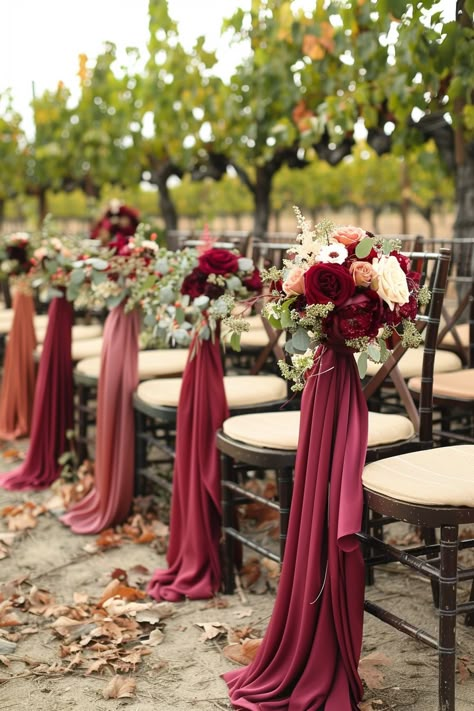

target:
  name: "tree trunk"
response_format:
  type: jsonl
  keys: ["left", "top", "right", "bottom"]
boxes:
{"left": 38, "top": 190, "right": 48, "bottom": 224}
{"left": 150, "top": 160, "right": 182, "bottom": 232}
{"left": 453, "top": 147, "right": 474, "bottom": 275}
{"left": 253, "top": 166, "right": 273, "bottom": 239}
{"left": 400, "top": 160, "right": 410, "bottom": 234}
{"left": 0, "top": 198, "right": 4, "bottom": 230}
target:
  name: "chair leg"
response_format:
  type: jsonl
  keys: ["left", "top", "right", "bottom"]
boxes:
{"left": 422, "top": 526, "right": 440, "bottom": 609}
{"left": 278, "top": 466, "right": 293, "bottom": 563}
{"left": 438, "top": 524, "right": 458, "bottom": 711}
{"left": 465, "top": 581, "right": 474, "bottom": 628}
{"left": 221, "top": 452, "right": 238, "bottom": 595}
{"left": 134, "top": 409, "right": 148, "bottom": 497}
{"left": 76, "top": 383, "right": 90, "bottom": 464}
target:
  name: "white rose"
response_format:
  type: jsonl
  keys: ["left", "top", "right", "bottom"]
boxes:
{"left": 372, "top": 255, "right": 409, "bottom": 310}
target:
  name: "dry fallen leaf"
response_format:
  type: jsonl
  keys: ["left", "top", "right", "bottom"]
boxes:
{"left": 195, "top": 622, "right": 228, "bottom": 641}
{"left": 358, "top": 701, "right": 384, "bottom": 711}
{"left": 102, "top": 675, "right": 136, "bottom": 699}
{"left": 358, "top": 652, "right": 392, "bottom": 690}
{"left": 141, "top": 629, "right": 164, "bottom": 647}
{"left": 223, "top": 638, "right": 263, "bottom": 665}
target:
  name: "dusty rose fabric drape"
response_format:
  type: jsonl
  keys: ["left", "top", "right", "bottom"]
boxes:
{"left": 0, "top": 290, "right": 37, "bottom": 440}
{"left": 61, "top": 305, "right": 139, "bottom": 534}
{"left": 224, "top": 346, "right": 368, "bottom": 711}
{"left": 0, "top": 297, "right": 74, "bottom": 490}
{"left": 147, "top": 334, "right": 229, "bottom": 601}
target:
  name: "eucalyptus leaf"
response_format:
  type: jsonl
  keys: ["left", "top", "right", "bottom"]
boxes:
{"left": 355, "top": 237, "right": 374, "bottom": 259}
{"left": 194, "top": 295, "right": 210, "bottom": 310}
{"left": 45, "top": 258, "right": 58, "bottom": 274}
{"left": 382, "top": 239, "right": 393, "bottom": 255}
{"left": 143, "top": 312, "right": 156, "bottom": 328}
{"left": 106, "top": 293, "right": 126, "bottom": 309}
{"left": 88, "top": 258, "right": 109, "bottom": 271}
{"left": 292, "top": 327, "right": 311, "bottom": 352}
{"left": 91, "top": 270, "right": 108, "bottom": 285}
{"left": 199, "top": 324, "right": 211, "bottom": 340}
{"left": 66, "top": 284, "right": 79, "bottom": 302}
{"left": 230, "top": 331, "right": 242, "bottom": 352}
{"left": 159, "top": 286, "right": 175, "bottom": 304}
{"left": 285, "top": 339, "right": 295, "bottom": 354}
{"left": 70, "top": 269, "right": 86, "bottom": 285}
{"left": 357, "top": 351, "right": 368, "bottom": 379}
{"left": 175, "top": 306, "right": 185, "bottom": 325}
{"left": 367, "top": 344, "right": 381, "bottom": 362}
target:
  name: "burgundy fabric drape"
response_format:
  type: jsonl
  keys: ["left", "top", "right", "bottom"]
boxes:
{"left": 0, "top": 297, "right": 74, "bottom": 490}
{"left": 224, "top": 346, "right": 368, "bottom": 711}
{"left": 147, "top": 334, "right": 229, "bottom": 602}
{"left": 60, "top": 305, "right": 139, "bottom": 534}
{"left": 0, "top": 290, "right": 37, "bottom": 440}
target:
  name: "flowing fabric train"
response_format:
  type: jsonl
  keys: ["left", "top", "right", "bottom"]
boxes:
{"left": 0, "top": 297, "right": 74, "bottom": 490}
{"left": 61, "top": 305, "right": 139, "bottom": 533}
{"left": 224, "top": 346, "right": 368, "bottom": 710}
{"left": 147, "top": 335, "right": 229, "bottom": 601}
{"left": 0, "top": 290, "right": 37, "bottom": 440}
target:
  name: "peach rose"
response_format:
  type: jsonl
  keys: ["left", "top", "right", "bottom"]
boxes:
{"left": 372, "top": 255, "right": 410, "bottom": 310}
{"left": 349, "top": 261, "right": 377, "bottom": 288}
{"left": 332, "top": 225, "right": 367, "bottom": 246}
{"left": 282, "top": 266, "right": 306, "bottom": 296}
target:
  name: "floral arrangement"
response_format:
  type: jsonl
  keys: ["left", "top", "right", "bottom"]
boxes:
{"left": 261, "top": 207, "right": 430, "bottom": 390}
{"left": 142, "top": 236, "right": 262, "bottom": 353}
{"left": 0, "top": 232, "right": 37, "bottom": 282}
{"left": 90, "top": 199, "right": 140, "bottom": 255}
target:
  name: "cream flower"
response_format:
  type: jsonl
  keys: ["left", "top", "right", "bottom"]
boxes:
{"left": 372, "top": 255, "right": 409, "bottom": 310}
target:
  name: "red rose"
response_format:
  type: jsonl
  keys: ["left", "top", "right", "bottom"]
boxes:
{"left": 198, "top": 248, "right": 239, "bottom": 275}
{"left": 243, "top": 268, "right": 263, "bottom": 292}
{"left": 181, "top": 269, "right": 207, "bottom": 299}
{"left": 304, "top": 263, "right": 355, "bottom": 306}
{"left": 326, "top": 290, "right": 384, "bottom": 341}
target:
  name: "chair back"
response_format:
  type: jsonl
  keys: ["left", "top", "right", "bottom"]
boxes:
{"left": 363, "top": 247, "right": 451, "bottom": 446}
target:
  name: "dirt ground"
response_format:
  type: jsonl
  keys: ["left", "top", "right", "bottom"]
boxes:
{"left": 0, "top": 440, "right": 473, "bottom": 711}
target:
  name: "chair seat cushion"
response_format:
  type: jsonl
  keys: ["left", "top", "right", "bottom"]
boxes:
{"left": 0, "top": 312, "right": 49, "bottom": 334}
{"left": 440, "top": 323, "right": 469, "bottom": 348}
{"left": 360, "top": 348, "right": 463, "bottom": 379}
{"left": 35, "top": 323, "right": 103, "bottom": 344}
{"left": 75, "top": 349, "right": 189, "bottom": 381}
{"left": 408, "top": 369, "right": 474, "bottom": 400}
{"left": 223, "top": 411, "right": 300, "bottom": 450}
{"left": 221, "top": 410, "right": 416, "bottom": 451}
{"left": 136, "top": 375, "right": 288, "bottom": 409}
{"left": 362, "top": 445, "right": 474, "bottom": 506}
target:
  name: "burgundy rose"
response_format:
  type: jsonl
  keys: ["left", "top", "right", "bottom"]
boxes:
{"left": 304, "top": 263, "right": 355, "bottom": 306}
{"left": 243, "top": 268, "right": 263, "bottom": 292}
{"left": 198, "top": 248, "right": 239, "bottom": 275}
{"left": 203, "top": 281, "right": 226, "bottom": 299}
{"left": 181, "top": 269, "right": 207, "bottom": 299}
{"left": 325, "top": 290, "right": 384, "bottom": 341}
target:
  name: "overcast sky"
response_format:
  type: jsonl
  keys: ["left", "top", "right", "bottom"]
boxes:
{"left": 0, "top": 0, "right": 456, "bottom": 133}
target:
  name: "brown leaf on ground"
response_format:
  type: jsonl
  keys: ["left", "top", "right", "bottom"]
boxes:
{"left": 95, "top": 528, "right": 123, "bottom": 550}
{"left": 223, "top": 638, "right": 263, "bottom": 665}
{"left": 227, "top": 625, "right": 254, "bottom": 644}
{"left": 203, "top": 597, "right": 229, "bottom": 610}
{"left": 140, "top": 629, "right": 164, "bottom": 647}
{"left": 97, "top": 579, "right": 147, "bottom": 607}
{"left": 102, "top": 675, "right": 136, "bottom": 699}
{"left": 111, "top": 568, "right": 128, "bottom": 582}
{"left": 2, "top": 448, "right": 22, "bottom": 460}
{"left": 195, "top": 622, "right": 228, "bottom": 641}
{"left": 358, "top": 652, "right": 392, "bottom": 690}
{"left": 0, "top": 543, "right": 8, "bottom": 560}
{"left": 239, "top": 558, "right": 262, "bottom": 589}
{"left": 358, "top": 701, "right": 384, "bottom": 710}
{"left": 457, "top": 657, "right": 473, "bottom": 683}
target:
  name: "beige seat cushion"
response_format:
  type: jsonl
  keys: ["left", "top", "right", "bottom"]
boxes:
{"left": 0, "top": 312, "right": 49, "bottom": 334}
{"left": 223, "top": 410, "right": 300, "bottom": 450}
{"left": 440, "top": 323, "right": 469, "bottom": 348}
{"left": 136, "top": 375, "right": 288, "bottom": 409}
{"left": 221, "top": 410, "right": 415, "bottom": 451}
{"left": 75, "top": 349, "right": 189, "bottom": 381}
{"left": 409, "top": 369, "right": 474, "bottom": 400}
{"left": 35, "top": 323, "right": 103, "bottom": 345}
{"left": 360, "top": 348, "right": 463, "bottom": 379}
{"left": 36, "top": 336, "right": 104, "bottom": 361}
{"left": 363, "top": 445, "right": 474, "bottom": 506}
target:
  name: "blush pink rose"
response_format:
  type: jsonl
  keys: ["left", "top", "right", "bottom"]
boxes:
{"left": 349, "top": 260, "right": 377, "bottom": 288}
{"left": 332, "top": 225, "right": 367, "bottom": 247}
{"left": 282, "top": 266, "right": 306, "bottom": 296}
